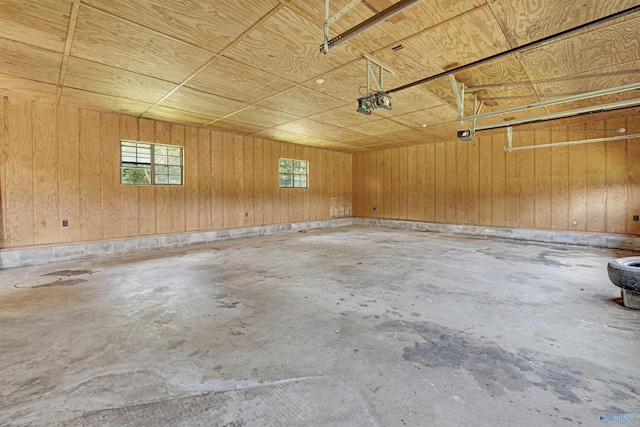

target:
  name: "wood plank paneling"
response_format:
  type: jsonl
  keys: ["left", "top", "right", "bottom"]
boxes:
{"left": 311, "top": 147, "right": 321, "bottom": 220}
{"left": 244, "top": 138, "right": 255, "bottom": 226}
{"left": 605, "top": 118, "right": 628, "bottom": 234}
{"left": 5, "top": 98, "right": 34, "bottom": 247}
{"left": 551, "top": 129, "right": 569, "bottom": 230}
{"left": 391, "top": 149, "right": 400, "bottom": 219}
{"left": 478, "top": 137, "right": 492, "bottom": 225}
{"left": 383, "top": 150, "right": 392, "bottom": 218}
{"left": 100, "top": 113, "right": 121, "bottom": 239}
{"left": 197, "top": 129, "right": 212, "bottom": 230}
{"left": 375, "top": 150, "right": 384, "bottom": 218}
{"left": 321, "top": 149, "right": 332, "bottom": 219}
{"left": 0, "top": 98, "right": 4, "bottom": 247}
{"left": 344, "top": 150, "right": 353, "bottom": 217}
{"left": 1, "top": 97, "right": 353, "bottom": 249}
{"left": 119, "top": 115, "right": 139, "bottom": 237}
{"left": 434, "top": 142, "right": 446, "bottom": 222}
{"left": 505, "top": 134, "right": 519, "bottom": 228}
{"left": 154, "top": 122, "right": 172, "bottom": 234}
{"left": 518, "top": 132, "right": 535, "bottom": 229}
{"left": 407, "top": 145, "right": 418, "bottom": 220}
{"left": 138, "top": 118, "right": 156, "bottom": 236}
{"left": 254, "top": 138, "right": 265, "bottom": 225}
{"left": 627, "top": 116, "right": 640, "bottom": 235}
{"left": 350, "top": 115, "right": 637, "bottom": 238}
{"left": 79, "top": 109, "right": 102, "bottom": 241}
{"left": 234, "top": 135, "right": 245, "bottom": 227}
{"left": 492, "top": 134, "right": 506, "bottom": 227}
{"left": 222, "top": 133, "right": 237, "bottom": 228}
{"left": 567, "top": 124, "right": 587, "bottom": 232}
{"left": 363, "top": 152, "right": 371, "bottom": 217}
{"left": 354, "top": 152, "right": 362, "bottom": 217}
{"left": 361, "top": 152, "right": 370, "bottom": 218}
{"left": 445, "top": 141, "right": 456, "bottom": 223}
{"left": 424, "top": 143, "right": 435, "bottom": 222}
{"left": 467, "top": 141, "right": 479, "bottom": 225}
{"left": 263, "top": 139, "right": 276, "bottom": 224}
{"left": 292, "top": 144, "right": 304, "bottom": 220}
{"left": 32, "top": 102, "right": 58, "bottom": 245}
{"left": 170, "top": 125, "right": 186, "bottom": 233}
{"left": 415, "top": 145, "right": 426, "bottom": 221}
{"left": 184, "top": 126, "right": 199, "bottom": 231}
{"left": 211, "top": 131, "right": 224, "bottom": 229}
{"left": 534, "top": 131, "right": 552, "bottom": 229}
{"left": 302, "top": 146, "right": 311, "bottom": 221}
{"left": 586, "top": 121, "right": 606, "bottom": 233}
{"left": 7, "top": 94, "right": 640, "bottom": 251}
{"left": 398, "top": 147, "right": 408, "bottom": 220}
{"left": 456, "top": 141, "right": 468, "bottom": 224}
{"left": 279, "top": 143, "right": 290, "bottom": 222}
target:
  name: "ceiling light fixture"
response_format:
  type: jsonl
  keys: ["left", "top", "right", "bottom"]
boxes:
{"left": 315, "top": 78, "right": 325, "bottom": 85}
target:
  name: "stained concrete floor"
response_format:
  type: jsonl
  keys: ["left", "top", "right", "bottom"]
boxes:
{"left": 1, "top": 226, "right": 639, "bottom": 426}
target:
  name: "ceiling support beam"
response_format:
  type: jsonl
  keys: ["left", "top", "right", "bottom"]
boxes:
{"left": 449, "top": 75, "right": 465, "bottom": 119}
{"left": 459, "top": 81, "right": 640, "bottom": 123}
{"left": 320, "top": 0, "right": 420, "bottom": 54}
{"left": 56, "top": 0, "right": 80, "bottom": 104}
{"left": 505, "top": 133, "right": 640, "bottom": 152}
{"left": 475, "top": 98, "right": 640, "bottom": 132}
{"left": 386, "top": 4, "right": 640, "bottom": 94}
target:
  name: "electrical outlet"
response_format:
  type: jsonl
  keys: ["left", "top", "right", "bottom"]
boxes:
{"left": 373, "top": 207, "right": 376, "bottom": 211}
{"left": 62, "top": 219, "right": 68, "bottom": 227}
{"left": 245, "top": 212, "right": 249, "bottom": 217}
{"left": 634, "top": 215, "right": 639, "bottom": 222}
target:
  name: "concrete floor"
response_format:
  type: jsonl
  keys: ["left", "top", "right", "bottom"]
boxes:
{"left": 1, "top": 226, "right": 639, "bottom": 426}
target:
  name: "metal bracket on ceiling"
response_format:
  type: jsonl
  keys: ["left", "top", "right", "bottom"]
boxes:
{"left": 460, "top": 81, "right": 640, "bottom": 124}
{"left": 321, "top": 0, "right": 421, "bottom": 54}
{"left": 357, "top": 55, "right": 396, "bottom": 115}
{"left": 449, "top": 75, "right": 465, "bottom": 121}
{"left": 364, "top": 54, "right": 395, "bottom": 94}
{"left": 505, "top": 132, "right": 640, "bottom": 152}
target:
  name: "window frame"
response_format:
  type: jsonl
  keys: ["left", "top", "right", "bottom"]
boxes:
{"left": 120, "top": 140, "right": 183, "bottom": 186}
{"left": 279, "top": 158, "right": 309, "bottom": 189}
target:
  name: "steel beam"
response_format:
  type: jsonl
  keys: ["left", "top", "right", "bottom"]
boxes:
{"left": 459, "top": 82, "right": 640, "bottom": 123}
{"left": 320, "top": 0, "right": 420, "bottom": 53}
{"left": 475, "top": 98, "right": 640, "bottom": 132}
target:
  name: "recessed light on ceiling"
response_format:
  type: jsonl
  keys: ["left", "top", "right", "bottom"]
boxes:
{"left": 315, "top": 78, "right": 325, "bottom": 85}
{"left": 421, "top": 123, "right": 428, "bottom": 128}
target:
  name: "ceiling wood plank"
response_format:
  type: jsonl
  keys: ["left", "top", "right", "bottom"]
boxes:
{"left": 71, "top": 5, "right": 213, "bottom": 83}
{"left": 56, "top": 0, "right": 80, "bottom": 103}
{"left": 0, "top": 0, "right": 72, "bottom": 52}
{"left": 144, "top": 3, "right": 285, "bottom": 118}
{"left": 1, "top": 0, "right": 638, "bottom": 151}
{"left": 0, "top": 38, "right": 63, "bottom": 84}
{"left": 81, "top": 0, "right": 280, "bottom": 54}
{"left": 489, "top": 0, "right": 640, "bottom": 47}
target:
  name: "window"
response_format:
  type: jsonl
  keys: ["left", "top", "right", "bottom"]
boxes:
{"left": 120, "top": 140, "right": 183, "bottom": 185}
{"left": 279, "top": 158, "right": 308, "bottom": 188}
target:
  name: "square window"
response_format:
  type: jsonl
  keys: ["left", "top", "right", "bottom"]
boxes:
{"left": 279, "top": 158, "right": 308, "bottom": 188}
{"left": 121, "top": 140, "right": 182, "bottom": 186}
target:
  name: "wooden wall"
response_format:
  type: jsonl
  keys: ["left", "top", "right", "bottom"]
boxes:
{"left": 0, "top": 97, "right": 352, "bottom": 248}
{"left": 353, "top": 115, "right": 640, "bottom": 236}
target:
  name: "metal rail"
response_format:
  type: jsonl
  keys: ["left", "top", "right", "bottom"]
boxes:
{"left": 386, "top": 5, "right": 640, "bottom": 94}
{"left": 321, "top": 0, "right": 421, "bottom": 53}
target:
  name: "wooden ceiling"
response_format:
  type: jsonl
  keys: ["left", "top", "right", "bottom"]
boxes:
{"left": 0, "top": 0, "right": 639, "bottom": 152}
